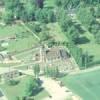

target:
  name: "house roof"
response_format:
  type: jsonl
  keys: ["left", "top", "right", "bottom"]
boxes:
{"left": 0, "top": 68, "right": 17, "bottom": 75}
{"left": 45, "top": 47, "right": 68, "bottom": 60}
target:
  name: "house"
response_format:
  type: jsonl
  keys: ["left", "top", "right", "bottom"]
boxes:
{"left": 0, "top": 68, "right": 21, "bottom": 81}
{"left": 43, "top": 47, "right": 69, "bottom": 62}
{"left": 0, "top": 51, "right": 13, "bottom": 62}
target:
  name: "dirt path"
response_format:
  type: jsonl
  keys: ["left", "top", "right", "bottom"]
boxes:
{"left": 40, "top": 76, "right": 73, "bottom": 100}
{"left": 20, "top": 21, "right": 40, "bottom": 41}
{"left": 70, "top": 65, "right": 100, "bottom": 75}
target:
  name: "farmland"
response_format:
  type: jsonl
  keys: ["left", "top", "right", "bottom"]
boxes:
{"left": 60, "top": 70, "right": 100, "bottom": 100}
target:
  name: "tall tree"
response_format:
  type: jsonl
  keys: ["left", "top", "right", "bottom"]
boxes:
{"left": 2, "top": 10, "right": 14, "bottom": 24}
{"left": 33, "top": 64, "right": 40, "bottom": 78}
{"left": 68, "top": 26, "right": 79, "bottom": 43}
{"left": 36, "top": 0, "right": 44, "bottom": 8}
{"left": 22, "top": 76, "right": 39, "bottom": 98}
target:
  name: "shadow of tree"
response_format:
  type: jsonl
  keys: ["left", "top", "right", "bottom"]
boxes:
{"left": 88, "top": 55, "right": 94, "bottom": 62}
{"left": 75, "top": 24, "right": 86, "bottom": 34}
{"left": 32, "top": 87, "right": 44, "bottom": 96}
{"left": 75, "top": 36, "right": 90, "bottom": 44}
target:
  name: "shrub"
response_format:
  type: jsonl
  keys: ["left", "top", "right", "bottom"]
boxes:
{"left": 6, "top": 79, "right": 19, "bottom": 86}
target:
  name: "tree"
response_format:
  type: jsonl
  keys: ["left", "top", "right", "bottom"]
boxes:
{"left": 3, "top": 0, "right": 36, "bottom": 23}
{"left": 33, "top": 64, "right": 40, "bottom": 78}
{"left": 95, "top": 31, "right": 100, "bottom": 44}
{"left": 48, "top": 39, "right": 55, "bottom": 47}
{"left": 95, "top": 5, "right": 100, "bottom": 18}
{"left": 55, "top": 0, "right": 62, "bottom": 7}
{"left": 67, "top": 26, "right": 79, "bottom": 43}
{"left": 35, "top": 8, "right": 48, "bottom": 23}
{"left": 89, "top": 23, "right": 100, "bottom": 35}
{"left": 58, "top": 10, "right": 72, "bottom": 32}
{"left": 2, "top": 10, "right": 14, "bottom": 24}
{"left": 36, "top": 0, "right": 44, "bottom": 8}
{"left": 82, "top": 51, "right": 89, "bottom": 69}
{"left": 77, "top": 7, "right": 95, "bottom": 28}
{"left": 35, "top": 8, "right": 56, "bottom": 23}
{"left": 22, "top": 76, "right": 39, "bottom": 98}
{"left": 47, "top": 10, "right": 56, "bottom": 22}
{"left": 40, "top": 31, "right": 50, "bottom": 41}
{"left": 24, "top": 2, "right": 35, "bottom": 21}
{"left": 67, "top": 41, "right": 83, "bottom": 67}
{"left": 44, "top": 66, "right": 59, "bottom": 78}
{"left": 33, "top": 23, "right": 42, "bottom": 33}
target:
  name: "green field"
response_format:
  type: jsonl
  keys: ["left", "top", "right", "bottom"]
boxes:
{"left": 0, "top": 24, "right": 24, "bottom": 37}
{"left": 0, "top": 24, "right": 38, "bottom": 52}
{"left": 60, "top": 70, "right": 100, "bottom": 100}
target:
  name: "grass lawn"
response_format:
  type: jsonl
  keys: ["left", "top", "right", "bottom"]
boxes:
{"left": 60, "top": 70, "right": 100, "bottom": 100}
{"left": 47, "top": 23, "right": 68, "bottom": 42}
{"left": 7, "top": 36, "right": 37, "bottom": 52}
{"left": 33, "top": 90, "right": 49, "bottom": 100}
{"left": 44, "top": 0, "right": 55, "bottom": 8}
{"left": 0, "top": 76, "right": 49, "bottom": 100}
{"left": 0, "top": 24, "right": 38, "bottom": 52}
{"left": 0, "top": 24, "right": 24, "bottom": 38}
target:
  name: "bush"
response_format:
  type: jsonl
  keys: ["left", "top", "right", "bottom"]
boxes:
{"left": 33, "top": 23, "right": 42, "bottom": 33}
{"left": 6, "top": 79, "right": 19, "bottom": 86}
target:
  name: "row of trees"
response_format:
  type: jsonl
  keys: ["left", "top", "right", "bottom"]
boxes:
{"left": 44, "top": 66, "right": 59, "bottom": 78}
{"left": 33, "top": 64, "right": 60, "bottom": 78}
{"left": 2, "top": 0, "right": 56, "bottom": 24}
{"left": 56, "top": 8, "right": 91, "bottom": 68}
{"left": 55, "top": 0, "right": 100, "bottom": 9}
{"left": 57, "top": 9, "right": 80, "bottom": 44}
{"left": 77, "top": 6, "right": 100, "bottom": 44}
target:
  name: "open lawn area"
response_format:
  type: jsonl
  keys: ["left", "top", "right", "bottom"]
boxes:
{"left": 7, "top": 36, "right": 37, "bottom": 52}
{"left": 0, "top": 76, "right": 49, "bottom": 100}
{"left": 0, "top": 24, "right": 24, "bottom": 37}
{"left": 0, "top": 23, "right": 38, "bottom": 52}
{"left": 47, "top": 23, "right": 68, "bottom": 42}
{"left": 60, "top": 70, "right": 100, "bottom": 100}
{"left": 44, "top": 0, "right": 55, "bottom": 8}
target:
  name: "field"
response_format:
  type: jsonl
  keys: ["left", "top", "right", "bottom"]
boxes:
{"left": 60, "top": 70, "right": 100, "bottom": 100}
{"left": 0, "top": 23, "right": 38, "bottom": 52}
